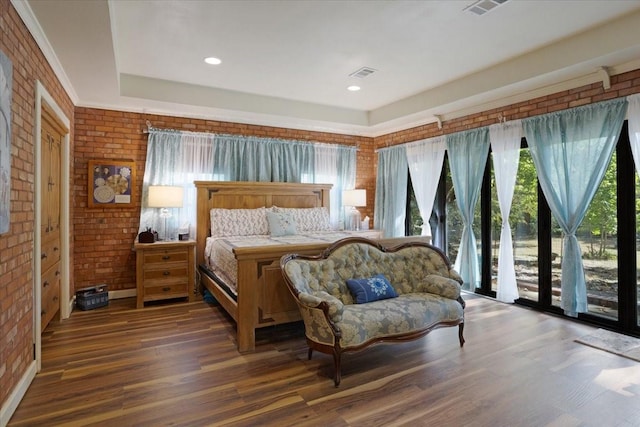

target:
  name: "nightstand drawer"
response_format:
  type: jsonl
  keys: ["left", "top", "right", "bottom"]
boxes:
{"left": 143, "top": 264, "right": 188, "bottom": 283}
{"left": 144, "top": 283, "right": 189, "bottom": 301}
{"left": 143, "top": 248, "right": 189, "bottom": 265}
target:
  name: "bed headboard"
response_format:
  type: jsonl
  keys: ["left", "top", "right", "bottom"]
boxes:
{"left": 194, "top": 181, "right": 333, "bottom": 265}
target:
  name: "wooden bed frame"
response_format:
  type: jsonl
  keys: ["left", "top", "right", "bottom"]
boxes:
{"left": 195, "top": 181, "right": 431, "bottom": 353}
{"left": 195, "top": 181, "right": 338, "bottom": 352}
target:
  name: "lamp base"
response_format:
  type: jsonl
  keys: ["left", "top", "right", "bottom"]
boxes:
{"left": 346, "top": 207, "right": 361, "bottom": 231}
{"left": 159, "top": 209, "right": 172, "bottom": 241}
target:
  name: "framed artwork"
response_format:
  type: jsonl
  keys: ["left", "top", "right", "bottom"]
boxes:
{"left": 0, "top": 49, "right": 12, "bottom": 234}
{"left": 88, "top": 159, "right": 136, "bottom": 208}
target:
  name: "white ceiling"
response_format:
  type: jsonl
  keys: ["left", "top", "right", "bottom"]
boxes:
{"left": 17, "top": 0, "right": 640, "bottom": 136}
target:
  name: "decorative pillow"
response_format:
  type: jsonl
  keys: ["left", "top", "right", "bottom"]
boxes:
{"left": 266, "top": 211, "right": 297, "bottom": 237}
{"left": 346, "top": 274, "right": 398, "bottom": 304}
{"left": 210, "top": 207, "right": 268, "bottom": 237}
{"left": 419, "top": 274, "right": 461, "bottom": 300}
{"left": 273, "top": 206, "right": 331, "bottom": 232}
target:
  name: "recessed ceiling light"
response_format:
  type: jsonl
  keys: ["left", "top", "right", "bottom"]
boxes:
{"left": 204, "top": 57, "right": 222, "bottom": 65}
{"left": 347, "top": 85, "right": 361, "bottom": 92}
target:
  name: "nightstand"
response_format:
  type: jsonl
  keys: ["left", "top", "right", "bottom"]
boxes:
{"left": 344, "top": 229, "right": 383, "bottom": 239}
{"left": 134, "top": 239, "right": 196, "bottom": 308}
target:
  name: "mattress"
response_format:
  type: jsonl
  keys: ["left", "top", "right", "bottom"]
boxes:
{"left": 204, "top": 231, "right": 362, "bottom": 296}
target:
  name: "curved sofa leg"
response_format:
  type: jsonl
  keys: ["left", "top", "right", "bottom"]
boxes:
{"left": 308, "top": 347, "right": 313, "bottom": 360}
{"left": 333, "top": 351, "right": 341, "bottom": 387}
{"left": 458, "top": 323, "right": 465, "bottom": 347}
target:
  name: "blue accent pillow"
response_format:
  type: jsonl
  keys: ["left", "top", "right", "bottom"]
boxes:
{"left": 346, "top": 274, "right": 398, "bottom": 304}
{"left": 266, "top": 211, "right": 297, "bottom": 237}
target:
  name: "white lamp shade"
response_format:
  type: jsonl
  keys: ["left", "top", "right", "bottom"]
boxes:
{"left": 147, "top": 186, "right": 184, "bottom": 208}
{"left": 342, "top": 189, "right": 366, "bottom": 207}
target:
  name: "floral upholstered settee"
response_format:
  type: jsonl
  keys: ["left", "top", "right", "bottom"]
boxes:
{"left": 280, "top": 237, "right": 465, "bottom": 386}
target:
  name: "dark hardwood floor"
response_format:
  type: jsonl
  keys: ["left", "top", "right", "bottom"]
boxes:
{"left": 8, "top": 294, "right": 640, "bottom": 426}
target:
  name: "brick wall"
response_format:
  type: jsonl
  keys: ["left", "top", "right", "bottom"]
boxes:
{"left": 73, "top": 109, "right": 375, "bottom": 291}
{"left": 0, "top": 0, "right": 73, "bottom": 409}
{"left": 374, "top": 69, "right": 640, "bottom": 148}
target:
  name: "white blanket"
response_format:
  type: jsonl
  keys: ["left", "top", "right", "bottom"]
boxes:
{"left": 204, "top": 231, "right": 362, "bottom": 295}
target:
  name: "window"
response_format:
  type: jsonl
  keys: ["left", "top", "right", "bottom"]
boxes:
{"left": 413, "top": 121, "right": 639, "bottom": 336}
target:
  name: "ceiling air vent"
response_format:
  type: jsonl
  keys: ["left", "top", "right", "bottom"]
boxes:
{"left": 465, "top": 0, "right": 509, "bottom": 16}
{"left": 349, "top": 67, "right": 377, "bottom": 79}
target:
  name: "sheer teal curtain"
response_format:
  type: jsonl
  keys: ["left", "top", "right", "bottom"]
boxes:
{"left": 374, "top": 145, "right": 408, "bottom": 237}
{"left": 213, "top": 135, "right": 314, "bottom": 182}
{"left": 271, "top": 139, "right": 315, "bottom": 182}
{"left": 446, "top": 128, "right": 490, "bottom": 291}
{"left": 213, "top": 136, "right": 270, "bottom": 181}
{"left": 523, "top": 98, "right": 628, "bottom": 316}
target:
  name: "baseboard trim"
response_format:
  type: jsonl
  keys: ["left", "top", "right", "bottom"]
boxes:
{"left": 0, "top": 361, "right": 37, "bottom": 427}
{"left": 109, "top": 289, "right": 136, "bottom": 300}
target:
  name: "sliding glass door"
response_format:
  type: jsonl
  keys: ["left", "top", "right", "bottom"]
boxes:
{"left": 418, "top": 123, "right": 639, "bottom": 336}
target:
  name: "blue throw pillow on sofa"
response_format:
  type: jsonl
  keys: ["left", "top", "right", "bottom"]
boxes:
{"left": 346, "top": 274, "right": 398, "bottom": 304}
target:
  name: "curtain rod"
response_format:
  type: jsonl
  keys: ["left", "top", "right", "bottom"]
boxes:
{"left": 143, "top": 122, "right": 359, "bottom": 150}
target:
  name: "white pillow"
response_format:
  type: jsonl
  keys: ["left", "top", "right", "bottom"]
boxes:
{"left": 273, "top": 206, "right": 331, "bottom": 232}
{"left": 210, "top": 207, "right": 268, "bottom": 237}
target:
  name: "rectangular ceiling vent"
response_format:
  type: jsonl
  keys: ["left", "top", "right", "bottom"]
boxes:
{"left": 465, "top": 0, "right": 509, "bottom": 16}
{"left": 349, "top": 67, "right": 377, "bottom": 79}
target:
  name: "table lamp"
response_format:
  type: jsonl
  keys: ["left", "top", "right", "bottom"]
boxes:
{"left": 147, "top": 185, "right": 184, "bottom": 240}
{"left": 342, "top": 189, "right": 366, "bottom": 231}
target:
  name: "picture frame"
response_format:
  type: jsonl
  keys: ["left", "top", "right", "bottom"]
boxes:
{"left": 88, "top": 159, "right": 136, "bottom": 208}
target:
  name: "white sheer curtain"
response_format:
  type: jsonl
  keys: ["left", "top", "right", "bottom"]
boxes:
{"left": 314, "top": 144, "right": 356, "bottom": 228}
{"left": 628, "top": 94, "right": 640, "bottom": 174}
{"left": 489, "top": 120, "right": 523, "bottom": 303}
{"left": 175, "top": 133, "right": 217, "bottom": 237}
{"left": 405, "top": 136, "right": 445, "bottom": 237}
{"left": 314, "top": 145, "right": 337, "bottom": 207}
{"left": 140, "top": 129, "right": 215, "bottom": 238}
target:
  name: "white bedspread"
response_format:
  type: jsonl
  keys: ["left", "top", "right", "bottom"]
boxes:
{"left": 204, "top": 231, "right": 362, "bottom": 295}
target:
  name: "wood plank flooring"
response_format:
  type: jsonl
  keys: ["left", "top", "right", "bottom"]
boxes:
{"left": 8, "top": 294, "right": 640, "bottom": 426}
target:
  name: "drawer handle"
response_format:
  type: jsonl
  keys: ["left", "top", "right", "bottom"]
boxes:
{"left": 163, "top": 287, "right": 171, "bottom": 292}
{"left": 54, "top": 246, "right": 59, "bottom": 252}
{"left": 41, "top": 310, "right": 46, "bottom": 316}
{"left": 43, "top": 280, "right": 50, "bottom": 288}
{"left": 163, "top": 271, "right": 170, "bottom": 276}
{"left": 41, "top": 252, "right": 47, "bottom": 260}
{"left": 55, "top": 270, "right": 61, "bottom": 276}
{"left": 162, "top": 255, "right": 170, "bottom": 260}
{"left": 53, "top": 296, "right": 59, "bottom": 302}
